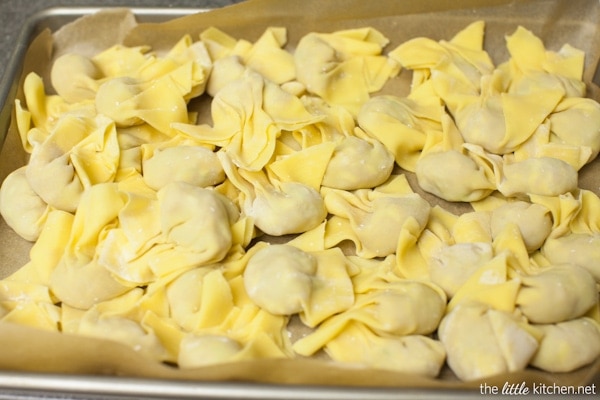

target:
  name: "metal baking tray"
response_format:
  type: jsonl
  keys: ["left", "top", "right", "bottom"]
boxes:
{"left": 0, "top": 6, "right": 597, "bottom": 400}
{"left": 0, "top": 6, "right": 471, "bottom": 400}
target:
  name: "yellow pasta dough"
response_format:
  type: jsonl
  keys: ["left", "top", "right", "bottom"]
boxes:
{"left": 516, "top": 264, "right": 598, "bottom": 324}
{"left": 0, "top": 166, "right": 48, "bottom": 241}
{"left": 323, "top": 186, "right": 431, "bottom": 258}
{"left": 25, "top": 112, "right": 119, "bottom": 212}
{"left": 219, "top": 151, "right": 327, "bottom": 236}
{"left": 416, "top": 150, "right": 495, "bottom": 202}
{"left": 541, "top": 233, "right": 600, "bottom": 282}
{"left": 438, "top": 303, "right": 539, "bottom": 381}
{"left": 166, "top": 267, "right": 234, "bottom": 331}
{"left": 389, "top": 21, "right": 494, "bottom": 93}
{"left": 293, "top": 280, "right": 446, "bottom": 356}
{"left": 294, "top": 28, "right": 400, "bottom": 115}
{"left": 76, "top": 294, "right": 170, "bottom": 362}
{"left": 142, "top": 145, "right": 225, "bottom": 191}
{"left": 243, "top": 244, "right": 317, "bottom": 315}
{"left": 243, "top": 244, "right": 354, "bottom": 326}
{"left": 490, "top": 200, "right": 552, "bottom": 252}
{"left": 50, "top": 53, "right": 101, "bottom": 103}
{"left": 428, "top": 242, "right": 494, "bottom": 298}
{"left": 1, "top": 300, "right": 60, "bottom": 332}
{"left": 530, "top": 318, "right": 600, "bottom": 373}
{"left": 95, "top": 76, "right": 189, "bottom": 133}
{"left": 321, "top": 135, "right": 394, "bottom": 190}
{"left": 177, "top": 334, "right": 242, "bottom": 368}
{"left": 357, "top": 95, "right": 442, "bottom": 172}
{"left": 324, "top": 322, "right": 446, "bottom": 377}
{"left": 498, "top": 157, "right": 579, "bottom": 197}
{"left": 548, "top": 97, "right": 600, "bottom": 162}
{"left": 157, "top": 182, "right": 236, "bottom": 260}
{"left": 174, "top": 70, "right": 322, "bottom": 172}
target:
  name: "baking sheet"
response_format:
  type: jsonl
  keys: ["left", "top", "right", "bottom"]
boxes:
{"left": 0, "top": 0, "right": 599, "bottom": 397}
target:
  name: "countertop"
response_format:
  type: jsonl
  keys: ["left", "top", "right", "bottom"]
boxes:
{"left": 0, "top": 0, "right": 245, "bottom": 84}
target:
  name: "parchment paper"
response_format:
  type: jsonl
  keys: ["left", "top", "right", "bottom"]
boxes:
{"left": 0, "top": 0, "right": 599, "bottom": 390}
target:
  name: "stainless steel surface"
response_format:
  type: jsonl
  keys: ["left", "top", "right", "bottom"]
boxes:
{"left": 0, "top": 371, "right": 481, "bottom": 400}
{"left": 0, "top": 371, "right": 587, "bottom": 400}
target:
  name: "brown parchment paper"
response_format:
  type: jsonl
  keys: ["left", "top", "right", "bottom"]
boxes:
{"left": 1, "top": 0, "right": 599, "bottom": 390}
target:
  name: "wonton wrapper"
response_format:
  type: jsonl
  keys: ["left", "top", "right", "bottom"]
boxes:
{"left": 489, "top": 200, "right": 552, "bottom": 252}
{"left": 323, "top": 184, "right": 431, "bottom": 258}
{"left": 25, "top": 108, "right": 119, "bottom": 213}
{"left": 530, "top": 318, "right": 600, "bottom": 373}
{"left": 357, "top": 95, "right": 442, "bottom": 172}
{"left": 321, "top": 135, "right": 394, "bottom": 191}
{"left": 0, "top": 166, "right": 49, "bottom": 241}
{"left": 50, "top": 53, "right": 101, "bottom": 103}
{"left": 219, "top": 151, "right": 327, "bottom": 236}
{"left": 541, "top": 233, "right": 600, "bottom": 282}
{"left": 243, "top": 244, "right": 355, "bottom": 326}
{"left": 415, "top": 150, "right": 495, "bottom": 202}
{"left": 324, "top": 321, "right": 446, "bottom": 378}
{"left": 428, "top": 242, "right": 494, "bottom": 298}
{"left": 438, "top": 303, "right": 539, "bottom": 381}
{"left": 293, "top": 280, "right": 446, "bottom": 356}
{"left": 142, "top": 145, "right": 225, "bottom": 191}
{"left": 516, "top": 264, "right": 598, "bottom": 324}
{"left": 294, "top": 28, "right": 400, "bottom": 116}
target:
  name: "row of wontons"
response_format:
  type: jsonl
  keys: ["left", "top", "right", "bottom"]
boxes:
{"left": 0, "top": 18, "right": 599, "bottom": 381}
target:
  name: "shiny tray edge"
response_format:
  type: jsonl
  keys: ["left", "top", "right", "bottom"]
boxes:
{"left": 0, "top": 371, "right": 500, "bottom": 400}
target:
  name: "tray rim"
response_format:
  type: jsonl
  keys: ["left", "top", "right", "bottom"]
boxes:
{"left": 0, "top": 370, "right": 486, "bottom": 400}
